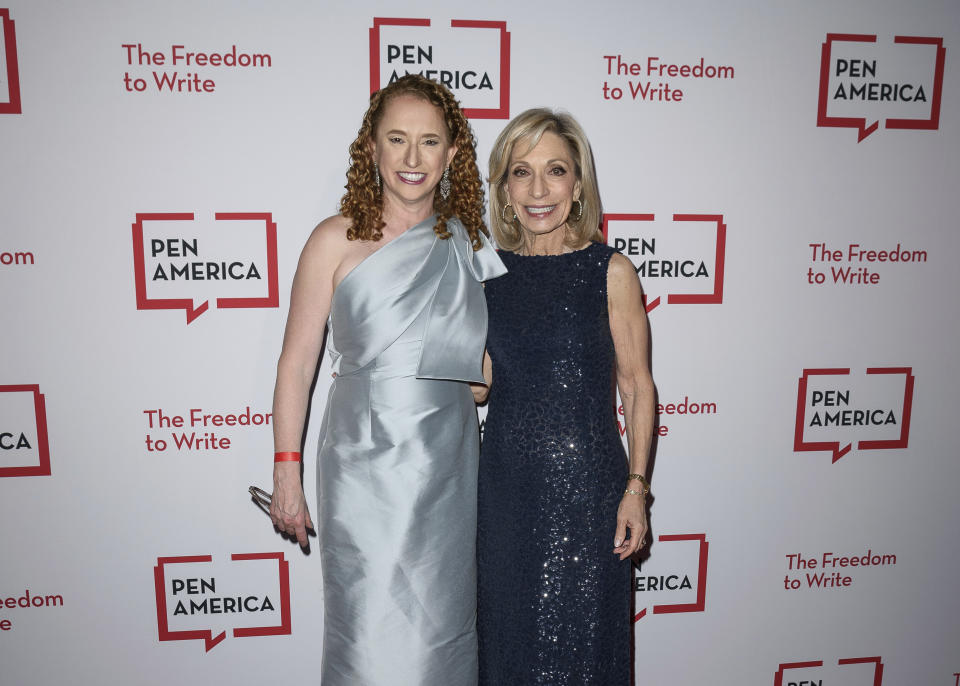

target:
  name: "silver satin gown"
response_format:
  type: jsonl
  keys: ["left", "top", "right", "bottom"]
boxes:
{"left": 315, "top": 215, "right": 506, "bottom": 685}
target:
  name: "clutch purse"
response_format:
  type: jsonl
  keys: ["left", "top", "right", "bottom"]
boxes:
{"left": 249, "top": 485, "right": 272, "bottom": 507}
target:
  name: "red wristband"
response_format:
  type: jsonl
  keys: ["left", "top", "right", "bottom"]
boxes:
{"left": 274, "top": 451, "right": 301, "bottom": 463}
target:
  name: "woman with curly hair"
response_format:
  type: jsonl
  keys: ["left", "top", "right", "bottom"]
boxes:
{"left": 268, "top": 74, "right": 505, "bottom": 684}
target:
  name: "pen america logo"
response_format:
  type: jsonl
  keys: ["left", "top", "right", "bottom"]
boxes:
{"left": 154, "top": 552, "right": 291, "bottom": 652}
{"left": 370, "top": 17, "right": 510, "bottom": 119}
{"left": 603, "top": 213, "right": 725, "bottom": 313}
{"left": 132, "top": 212, "right": 279, "bottom": 324}
{"left": 633, "top": 533, "right": 708, "bottom": 622}
{"left": 817, "top": 33, "right": 945, "bottom": 142}
{"left": 0, "top": 385, "right": 51, "bottom": 478}
{"left": 775, "top": 656, "right": 884, "bottom": 686}
{"left": 0, "top": 9, "right": 22, "bottom": 113}
{"left": 794, "top": 367, "right": 914, "bottom": 463}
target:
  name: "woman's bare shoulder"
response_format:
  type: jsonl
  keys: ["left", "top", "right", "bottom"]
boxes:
{"left": 298, "top": 214, "right": 350, "bottom": 257}
{"left": 608, "top": 251, "right": 641, "bottom": 285}
{"left": 307, "top": 214, "right": 350, "bottom": 244}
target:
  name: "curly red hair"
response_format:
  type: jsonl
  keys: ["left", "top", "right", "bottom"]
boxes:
{"left": 340, "top": 74, "right": 487, "bottom": 250}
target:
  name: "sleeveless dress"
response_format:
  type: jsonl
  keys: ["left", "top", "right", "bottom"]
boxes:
{"left": 477, "top": 242, "right": 632, "bottom": 685}
{"left": 316, "top": 215, "right": 506, "bottom": 685}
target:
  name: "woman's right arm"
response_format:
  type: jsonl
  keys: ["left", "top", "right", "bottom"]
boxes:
{"left": 270, "top": 218, "right": 346, "bottom": 547}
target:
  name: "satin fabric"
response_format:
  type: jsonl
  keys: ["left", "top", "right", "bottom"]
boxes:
{"left": 316, "top": 216, "right": 506, "bottom": 685}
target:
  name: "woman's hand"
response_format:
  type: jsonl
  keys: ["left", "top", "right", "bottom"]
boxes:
{"left": 471, "top": 350, "right": 494, "bottom": 404}
{"left": 270, "top": 462, "right": 314, "bottom": 548}
{"left": 613, "top": 492, "right": 648, "bottom": 560}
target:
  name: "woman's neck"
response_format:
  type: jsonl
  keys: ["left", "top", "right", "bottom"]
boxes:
{"left": 520, "top": 226, "right": 570, "bottom": 256}
{"left": 380, "top": 194, "right": 436, "bottom": 237}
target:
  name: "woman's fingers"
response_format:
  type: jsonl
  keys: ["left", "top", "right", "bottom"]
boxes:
{"left": 297, "top": 521, "right": 311, "bottom": 547}
{"left": 617, "top": 533, "right": 634, "bottom": 560}
{"left": 613, "top": 518, "right": 628, "bottom": 549}
{"left": 627, "top": 518, "right": 648, "bottom": 558}
{"left": 268, "top": 484, "right": 312, "bottom": 547}
{"left": 280, "top": 507, "right": 306, "bottom": 543}
{"left": 288, "top": 504, "right": 310, "bottom": 546}
{"left": 613, "top": 508, "right": 648, "bottom": 559}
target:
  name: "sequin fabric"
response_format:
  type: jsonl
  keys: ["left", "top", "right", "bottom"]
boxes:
{"left": 478, "top": 242, "right": 632, "bottom": 685}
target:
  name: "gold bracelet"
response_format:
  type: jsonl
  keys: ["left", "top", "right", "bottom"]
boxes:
{"left": 627, "top": 473, "right": 650, "bottom": 493}
{"left": 624, "top": 488, "right": 647, "bottom": 497}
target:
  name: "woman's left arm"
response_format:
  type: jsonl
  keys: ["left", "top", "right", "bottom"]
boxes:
{"left": 607, "top": 252, "right": 656, "bottom": 560}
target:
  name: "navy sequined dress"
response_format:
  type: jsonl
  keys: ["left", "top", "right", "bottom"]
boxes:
{"left": 478, "top": 242, "right": 632, "bottom": 685}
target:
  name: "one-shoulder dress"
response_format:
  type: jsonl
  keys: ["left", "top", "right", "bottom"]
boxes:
{"left": 477, "top": 242, "right": 632, "bottom": 685}
{"left": 316, "top": 215, "right": 506, "bottom": 685}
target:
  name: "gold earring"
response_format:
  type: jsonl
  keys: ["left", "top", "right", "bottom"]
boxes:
{"left": 501, "top": 203, "right": 517, "bottom": 223}
{"left": 571, "top": 199, "right": 583, "bottom": 221}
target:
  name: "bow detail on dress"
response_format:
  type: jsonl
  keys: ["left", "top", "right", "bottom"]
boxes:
{"left": 417, "top": 219, "right": 507, "bottom": 382}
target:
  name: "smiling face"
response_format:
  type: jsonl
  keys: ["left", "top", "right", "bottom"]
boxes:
{"left": 504, "top": 130, "right": 582, "bottom": 239}
{"left": 370, "top": 94, "right": 457, "bottom": 209}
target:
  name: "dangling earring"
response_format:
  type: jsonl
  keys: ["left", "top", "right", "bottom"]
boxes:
{"left": 373, "top": 162, "right": 381, "bottom": 189}
{"left": 501, "top": 204, "right": 517, "bottom": 223}
{"left": 439, "top": 167, "right": 451, "bottom": 200}
{"left": 571, "top": 199, "right": 583, "bottom": 221}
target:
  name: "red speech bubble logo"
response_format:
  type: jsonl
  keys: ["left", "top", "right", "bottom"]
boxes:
{"left": 0, "top": 9, "right": 21, "bottom": 114}
{"left": 369, "top": 17, "right": 510, "bottom": 119}
{"left": 0, "top": 385, "right": 50, "bottom": 478}
{"left": 817, "top": 33, "right": 945, "bottom": 142}
{"left": 603, "top": 213, "right": 726, "bottom": 313}
{"left": 775, "top": 656, "right": 883, "bottom": 686}
{"left": 794, "top": 367, "right": 914, "bottom": 463}
{"left": 132, "top": 212, "right": 279, "bottom": 324}
{"left": 633, "top": 533, "right": 708, "bottom": 622}
{"left": 154, "top": 552, "right": 291, "bottom": 652}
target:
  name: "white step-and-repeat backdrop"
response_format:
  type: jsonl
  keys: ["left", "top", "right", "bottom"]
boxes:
{"left": 2, "top": 1, "right": 958, "bottom": 684}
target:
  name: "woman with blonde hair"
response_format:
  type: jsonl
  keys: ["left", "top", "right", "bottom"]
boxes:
{"left": 268, "top": 74, "right": 505, "bottom": 684}
{"left": 476, "top": 108, "right": 655, "bottom": 684}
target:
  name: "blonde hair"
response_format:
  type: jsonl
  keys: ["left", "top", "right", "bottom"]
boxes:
{"left": 488, "top": 108, "right": 602, "bottom": 252}
{"left": 340, "top": 74, "right": 487, "bottom": 249}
